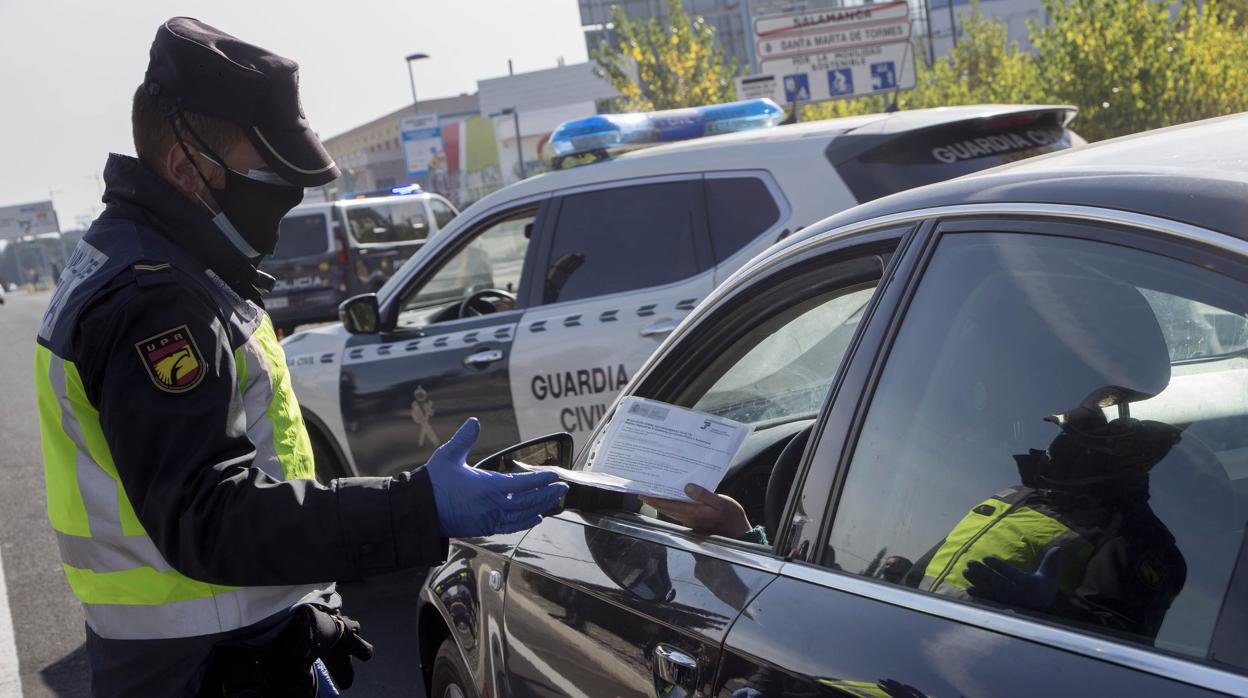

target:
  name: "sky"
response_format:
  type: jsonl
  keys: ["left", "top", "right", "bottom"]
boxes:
{"left": 0, "top": 0, "right": 589, "bottom": 229}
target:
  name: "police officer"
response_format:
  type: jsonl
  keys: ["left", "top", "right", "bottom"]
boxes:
{"left": 34, "top": 18, "right": 567, "bottom": 697}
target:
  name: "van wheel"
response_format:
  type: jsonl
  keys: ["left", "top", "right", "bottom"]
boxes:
{"left": 308, "top": 426, "right": 345, "bottom": 485}
{"left": 431, "top": 637, "right": 478, "bottom": 698}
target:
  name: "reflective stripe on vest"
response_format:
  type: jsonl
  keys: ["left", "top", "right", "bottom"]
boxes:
{"left": 36, "top": 319, "right": 322, "bottom": 640}
{"left": 236, "top": 315, "right": 315, "bottom": 481}
{"left": 921, "top": 492, "right": 1093, "bottom": 598}
{"left": 816, "top": 679, "right": 895, "bottom": 697}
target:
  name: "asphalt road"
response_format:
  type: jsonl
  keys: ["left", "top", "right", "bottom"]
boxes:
{"left": 0, "top": 289, "right": 427, "bottom": 697}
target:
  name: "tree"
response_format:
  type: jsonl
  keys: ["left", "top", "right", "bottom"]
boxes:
{"left": 802, "top": 0, "right": 1248, "bottom": 142}
{"left": 593, "top": 0, "right": 739, "bottom": 111}
{"left": 1032, "top": 0, "right": 1248, "bottom": 141}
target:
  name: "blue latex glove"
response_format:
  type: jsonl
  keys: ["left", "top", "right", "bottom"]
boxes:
{"left": 965, "top": 546, "right": 1066, "bottom": 612}
{"left": 425, "top": 419, "right": 569, "bottom": 537}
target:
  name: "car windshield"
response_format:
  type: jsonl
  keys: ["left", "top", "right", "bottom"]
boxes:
{"left": 271, "top": 214, "right": 329, "bottom": 260}
{"left": 689, "top": 284, "right": 876, "bottom": 426}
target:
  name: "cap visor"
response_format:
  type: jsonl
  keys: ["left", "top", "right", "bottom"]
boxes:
{"left": 247, "top": 125, "right": 340, "bottom": 187}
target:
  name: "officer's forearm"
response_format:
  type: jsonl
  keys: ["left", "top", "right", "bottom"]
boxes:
{"left": 156, "top": 459, "right": 447, "bottom": 586}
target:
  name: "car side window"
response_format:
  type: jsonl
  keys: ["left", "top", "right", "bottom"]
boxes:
{"left": 387, "top": 201, "right": 429, "bottom": 242}
{"left": 824, "top": 231, "right": 1248, "bottom": 669}
{"left": 345, "top": 206, "right": 393, "bottom": 245}
{"left": 396, "top": 211, "right": 534, "bottom": 328}
{"left": 430, "top": 199, "right": 458, "bottom": 230}
{"left": 542, "top": 181, "right": 700, "bottom": 305}
{"left": 580, "top": 249, "right": 890, "bottom": 549}
{"left": 705, "top": 176, "right": 782, "bottom": 263}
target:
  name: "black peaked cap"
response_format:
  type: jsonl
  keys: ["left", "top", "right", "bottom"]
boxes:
{"left": 143, "top": 17, "right": 340, "bottom": 187}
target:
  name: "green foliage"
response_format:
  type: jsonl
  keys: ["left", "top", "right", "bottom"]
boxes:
{"left": 802, "top": 0, "right": 1248, "bottom": 142}
{"left": 593, "top": 0, "right": 739, "bottom": 111}
{"left": 1032, "top": 0, "right": 1248, "bottom": 141}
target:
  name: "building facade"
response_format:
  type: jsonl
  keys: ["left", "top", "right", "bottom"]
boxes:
{"left": 319, "top": 62, "right": 622, "bottom": 205}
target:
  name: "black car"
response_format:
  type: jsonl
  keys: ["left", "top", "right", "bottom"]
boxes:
{"left": 416, "top": 112, "right": 1248, "bottom": 698}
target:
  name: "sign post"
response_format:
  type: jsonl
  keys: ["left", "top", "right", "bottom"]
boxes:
{"left": 400, "top": 114, "right": 444, "bottom": 178}
{"left": 736, "top": 0, "right": 917, "bottom": 106}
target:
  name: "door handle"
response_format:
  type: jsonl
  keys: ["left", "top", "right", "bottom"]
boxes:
{"left": 639, "top": 319, "right": 679, "bottom": 339}
{"left": 652, "top": 644, "right": 698, "bottom": 698}
{"left": 464, "top": 348, "right": 504, "bottom": 367}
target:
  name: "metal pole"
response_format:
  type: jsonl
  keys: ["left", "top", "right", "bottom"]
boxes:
{"left": 511, "top": 109, "right": 525, "bottom": 179}
{"left": 407, "top": 63, "right": 419, "bottom": 112}
{"left": 741, "top": 0, "right": 758, "bottom": 75}
{"left": 947, "top": 0, "right": 958, "bottom": 48}
{"left": 923, "top": 0, "right": 936, "bottom": 65}
{"left": 12, "top": 239, "right": 25, "bottom": 292}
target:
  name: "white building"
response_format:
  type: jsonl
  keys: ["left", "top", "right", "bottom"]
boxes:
{"left": 478, "top": 62, "right": 624, "bottom": 185}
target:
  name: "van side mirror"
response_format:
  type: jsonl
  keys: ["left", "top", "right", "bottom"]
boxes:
{"left": 339, "top": 293, "right": 380, "bottom": 334}
{"left": 474, "top": 433, "right": 574, "bottom": 473}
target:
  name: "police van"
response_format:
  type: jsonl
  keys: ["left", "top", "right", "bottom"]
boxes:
{"left": 282, "top": 100, "right": 1085, "bottom": 478}
{"left": 261, "top": 187, "right": 459, "bottom": 334}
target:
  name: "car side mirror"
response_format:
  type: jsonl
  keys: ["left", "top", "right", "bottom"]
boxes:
{"left": 339, "top": 293, "right": 380, "bottom": 334}
{"left": 474, "top": 432, "right": 574, "bottom": 473}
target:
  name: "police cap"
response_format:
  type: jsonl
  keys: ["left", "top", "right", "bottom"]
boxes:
{"left": 143, "top": 17, "right": 340, "bottom": 187}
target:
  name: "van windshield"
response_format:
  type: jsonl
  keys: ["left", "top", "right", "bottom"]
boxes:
{"left": 272, "top": 214, "right": 330, "bottom": 260}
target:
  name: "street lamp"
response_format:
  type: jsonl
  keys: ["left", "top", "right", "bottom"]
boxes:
{"left": 405, "top": 52, "right": 429, "bottom": 112}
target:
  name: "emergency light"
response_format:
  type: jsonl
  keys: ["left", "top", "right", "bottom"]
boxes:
{"left": 548, "top": 99, "right": 784, "bottom": 163}
{"left": 338, "top": 183, "right": 423, "bottom": 200}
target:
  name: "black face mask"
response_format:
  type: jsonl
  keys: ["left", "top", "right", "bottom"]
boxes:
{"left": 172, "top": 115, "right": 304, "bottom": 260}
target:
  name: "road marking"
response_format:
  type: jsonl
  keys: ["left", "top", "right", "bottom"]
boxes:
{"left": 0, "top": 549, "right": 21, "bottom": 697}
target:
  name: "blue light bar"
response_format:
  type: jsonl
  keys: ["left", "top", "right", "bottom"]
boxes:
{"left": 549, "top": 99, "right": 783, "bottom": 159}
{"left": 390, "top": 183, "right": 423, "bottom": 195}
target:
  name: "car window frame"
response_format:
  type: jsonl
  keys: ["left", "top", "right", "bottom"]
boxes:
{"left": 526, "top": 174, "right": 713, "bottom": 310}
{"left": 795, "top": 204, "right": 1248, "bottom": 695}
{"left": 378, "top": 197, "right": 552, "bottom": 332}
{"left": 558, "top": 224, "right": 914, "bottom": 561}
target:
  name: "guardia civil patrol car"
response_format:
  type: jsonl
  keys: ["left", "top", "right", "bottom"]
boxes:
{"left": 283, "top": 99, "right": 1085, "bottom": 478}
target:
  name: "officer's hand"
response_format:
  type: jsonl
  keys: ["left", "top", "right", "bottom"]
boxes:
{"left": 641, "top": 483, "right": 752, "bottom": 537}
{"left": 965, "top": 546, "right": 1066, "bottom": 612}
{"left": 425, "top": 419, "right": 569, "bottom": 538}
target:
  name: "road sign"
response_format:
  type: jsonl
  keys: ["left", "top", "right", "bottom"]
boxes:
{"left": 753, "top": 1, "right": 910, "bottom": 37}
{"left": 0, "top": 200, "right": 58, "bottom": 242}
{"left": 756, "top": 18, "right": 912, "bottom": 61}
{"left": 747, "top": 0, "right": 916, "bottom": 105}
{"left": 736, "top": 74, "right": 779, "bottom": 101}
{"left": 400, "top": 114, "right": 444, "bottom": 178}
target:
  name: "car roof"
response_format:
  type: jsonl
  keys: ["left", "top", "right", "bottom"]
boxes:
{"left": 796, "top": 111, "right": 1248, "bottom": 241}
{"left": 457, "top": 104, "right": 1079, "bottom": 216}
{"left": 288, "top": 192, "right": 433, "bottom": 214}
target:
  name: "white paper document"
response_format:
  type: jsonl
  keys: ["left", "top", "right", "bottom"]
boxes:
{"left": 518, "top": 397, "right": 750, "bottom": 501}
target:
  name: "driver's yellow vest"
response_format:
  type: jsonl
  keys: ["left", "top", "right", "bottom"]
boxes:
{"left": 35, "top": 225, "right": 321, "bottom": 641}
{"left": 921, "top": 487, "right": 1095, "bottom": 598}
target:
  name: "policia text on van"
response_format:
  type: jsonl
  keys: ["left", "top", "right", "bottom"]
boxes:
{"left": 34, "top": 18, "right": 565, "bottom": 697}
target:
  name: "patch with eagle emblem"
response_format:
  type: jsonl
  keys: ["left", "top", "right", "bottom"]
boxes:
{"left": 135, "top": 325, "right": 205, "bottom": 393}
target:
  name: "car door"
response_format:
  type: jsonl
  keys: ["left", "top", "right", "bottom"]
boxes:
{"left": 498, "top": 231, "right": 904, "bottom": 698}
{"left": 507, "top": 176, "right": 716, "bottom": 445}
{"left": 717, "top": 215, "right": 1248, "bottom": 697}
{"left": 339, "top": 202, "right": 546, "bottom": 475}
